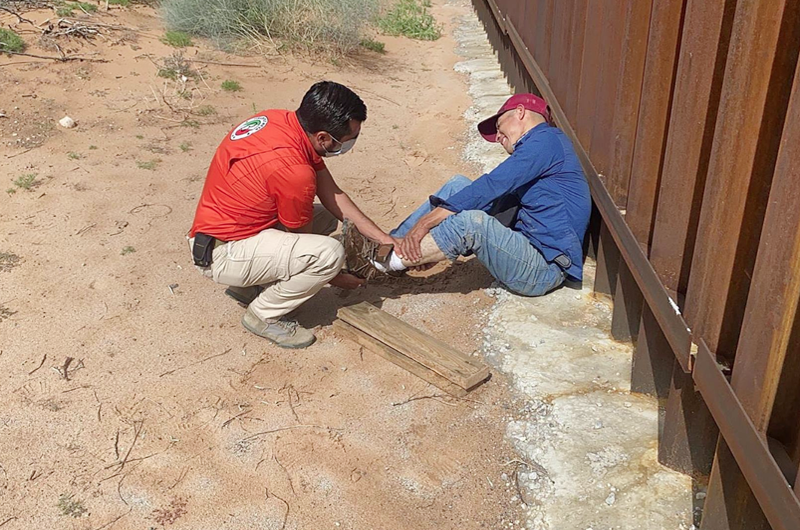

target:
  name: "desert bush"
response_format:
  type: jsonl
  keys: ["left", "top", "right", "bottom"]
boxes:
{"left": 359, "top": 37, "right": 385, "bottom": 53}
{"left": 0, "top": 29, "right": 25, "bottom": 53}
{"left": 378, "top": 0, "right": 440, "bottom": 41}
{"left": 161, "top": 0, "right": 380, "bottom": 54}
{"left": 162, "top": 30, "right": 193, "bottom": 47}
{"left": 221, "top": 79, "right": 242, "bottom": 91}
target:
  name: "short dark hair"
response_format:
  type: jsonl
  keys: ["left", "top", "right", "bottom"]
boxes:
{"left": 296, "top": 81, "right": 367, "bottom": 139}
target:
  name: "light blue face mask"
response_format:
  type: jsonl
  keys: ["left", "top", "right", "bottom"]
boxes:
{"left": 323, "top": 133, "right": 357, "bottom": 157}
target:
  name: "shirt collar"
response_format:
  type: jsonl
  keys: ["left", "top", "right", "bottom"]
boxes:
{"left": 514, "top": 122, "right": 550, "bottom": 150}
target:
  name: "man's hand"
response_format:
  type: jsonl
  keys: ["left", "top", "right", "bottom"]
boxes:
{"left": 398, "top": 223, "right": 430, "bottom": 263}
{"left": 329, "top": 272, "right": 365, "bottom": 290}
{"left": 396, "top": 207, "right": 453, "bottom": 262}
{"left": 384, "top": 235, "right": 405, "bottom": 258}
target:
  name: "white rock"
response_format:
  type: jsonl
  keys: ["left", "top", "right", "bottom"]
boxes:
{"left": 59, "top": 116, "right": 76, "bottom": 128}
{"left": 605, "top": 491, "right": 616, "bottom": 505}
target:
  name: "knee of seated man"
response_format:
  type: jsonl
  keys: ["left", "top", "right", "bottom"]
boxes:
{"left": 451, "top": 210, "right": 490, "bottom": 248}
{"left": 447, "top": 174, "right": 473, "bottom": 190}
{"left": 457, "top": 209, "right": 490, "bottom": 228}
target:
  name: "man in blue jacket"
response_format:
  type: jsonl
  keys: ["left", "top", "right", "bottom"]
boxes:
{"left": 345, "top": 93, "right": 591, "bottom": 296}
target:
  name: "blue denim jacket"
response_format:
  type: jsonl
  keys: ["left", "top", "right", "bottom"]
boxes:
{"left": 430, "top": 123, "right": 591, "bottom": 280}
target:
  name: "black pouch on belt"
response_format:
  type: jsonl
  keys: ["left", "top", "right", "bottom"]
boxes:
{"left": 192, "top": 233, "right": 216, "bottom": 267}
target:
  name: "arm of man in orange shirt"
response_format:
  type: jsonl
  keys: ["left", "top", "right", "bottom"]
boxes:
{"left": 316, "top": 167, "right": 402, "bottom": 252}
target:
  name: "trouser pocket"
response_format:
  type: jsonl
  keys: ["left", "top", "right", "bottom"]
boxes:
{"left": 212, "top": 230, "right": 298, "bottom": 287}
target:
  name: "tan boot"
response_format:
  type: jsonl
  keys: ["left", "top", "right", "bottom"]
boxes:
{"left": 341, "top": 219, "right": 393, "bottom": 280}
{"left": 241, "top": 307, "right": 316, "bottom": 349}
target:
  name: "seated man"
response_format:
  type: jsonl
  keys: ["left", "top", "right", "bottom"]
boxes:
{"left": 345, "top": 93, "right": 591, "bottom": 296}
{"left": 189, "top": 81, "right": 396, "bottom": 349}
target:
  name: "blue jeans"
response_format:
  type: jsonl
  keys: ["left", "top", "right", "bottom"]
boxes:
{"left": 392, "top": 175, "right": 565, "bottom": 296}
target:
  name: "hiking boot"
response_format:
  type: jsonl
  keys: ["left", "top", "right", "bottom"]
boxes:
{"left": 241, "top": 307, "right": 316, "bottom": 349}
{"left": 342, "top": 219, "right": 394, "bottom": 280}
{"left": 225, "top": 285, "right": 264, "bottom": 306}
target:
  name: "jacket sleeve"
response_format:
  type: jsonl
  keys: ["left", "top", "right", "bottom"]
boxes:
{"left": 431, "top": 135, "right": 563, "bottom": 213}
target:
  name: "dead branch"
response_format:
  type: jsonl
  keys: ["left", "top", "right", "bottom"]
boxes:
{"left": 0, "top": 6, "right": 34, "bottom": 25}
{"left": 159, "top": 348, "right": 231, "bottom": 377}
{"left": 117, "top": 473, "right": 128, "bottom": 505}
{"left": 43, "top": 19, "right": 102, "bottom": 39}
{"left": 108, "top": 420, "right": 143, "bottom": 471}
{"left": 282, "top": 384, "right": 301, "bottom": 422}
{"left": 92, "top": 508, "right": 131, "bottom": 530}
{"left": 240, "top": 424, "right": 342, "bottom": 442}
{"left": 0, "top": 61, "right": 45, "bottom": 67}
{"left": 1, "top": 50, "right": 108, "bottom": 62}
{"left": 28, "top": 353, "right": 46, "bottom": 375}
{"left": 0, "top": 516, "right": 17, "bottom": 528}
{"left": 61, "top": 356, "right": 74, "bottom": 380}
{"left": 265, "top": 488, "right": 290, "bottom": 530}
{"left": 273, "top": 452, "right": 296, "bottom": 495}
{"left": 62, "top": 384, "right": 92, "bottom": 393}
{"left": 221, "top": 408, "right": 251, "bottom": 429}
{"left": 391, "top": 394, "right": 457, "bottom": 407}
{"left": 186, "top": 59, "right": 261, "bottom": 68}
{"left": 168, "top": 466, "right": 189, "bottom": 490}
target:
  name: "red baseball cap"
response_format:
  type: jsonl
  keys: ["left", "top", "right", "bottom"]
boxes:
{"left": 478, "top": 93, "right": 552, "bottom": 142}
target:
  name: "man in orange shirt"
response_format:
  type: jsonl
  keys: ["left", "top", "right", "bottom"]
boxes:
{"left": 189, "top": 81, "right": 396, "bottom": 348}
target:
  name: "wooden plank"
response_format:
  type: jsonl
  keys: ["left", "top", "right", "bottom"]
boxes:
{"left": 337, "top": 302, "right": 490, "bottom": 390}
{"left": 333, "top": 320, "right": 470, "bottom": 398}
{"left": 701, "top": 52, "right": 800, "bottom": 530}
{"left": 648, "top": 0, "right": 738, "bottom": 296}
{"left": 626, "top": 0, "right": 686, "bottom": 250}
{"left": 607, "top": 0, "right": 654, "bottom": 210}
{"left": 693, "top": 340, "right": 800, "bottom": 530}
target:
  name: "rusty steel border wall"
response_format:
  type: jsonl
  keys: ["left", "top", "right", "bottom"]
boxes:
{"left": 471, "top": 1, "right": 800, "bottom": 529}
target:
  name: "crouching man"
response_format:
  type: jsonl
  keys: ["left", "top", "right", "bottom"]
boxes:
{"left": 346, "top": 94, "right": 591, "bottom": 295}
{"left": 189, "top": 81, "right": 396, "bottom": 348}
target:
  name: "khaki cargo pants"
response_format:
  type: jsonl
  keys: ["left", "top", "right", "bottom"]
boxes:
{"left": 189, "top": 205, "right": 344, "bottom": 320}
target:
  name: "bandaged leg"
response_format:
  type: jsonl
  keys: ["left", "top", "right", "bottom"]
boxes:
{"left": 373, "top": 235, "right": 446, "bottom": 272}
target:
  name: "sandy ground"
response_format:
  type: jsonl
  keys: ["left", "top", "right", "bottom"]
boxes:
{"left": 0, "top": 2, "right": 529, "bottom": 529}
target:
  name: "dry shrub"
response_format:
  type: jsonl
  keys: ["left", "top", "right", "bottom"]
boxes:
{"left": 161, "top": 0, "right": 380, "bottom": 55}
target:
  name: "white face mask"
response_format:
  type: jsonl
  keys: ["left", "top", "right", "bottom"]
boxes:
{"left": 323, "top": 133, "right": 357, "bottom": 157}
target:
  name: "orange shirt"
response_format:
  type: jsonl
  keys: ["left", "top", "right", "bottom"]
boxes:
{"left": 190, "top": 110, "right": 326, "bottom": 240}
